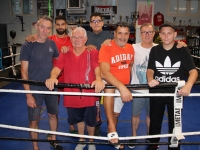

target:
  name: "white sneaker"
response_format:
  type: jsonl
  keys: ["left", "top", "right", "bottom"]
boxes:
{"left": 88, "top": 144, "right": 96, "bottom": 150}
{"left": 75, "top": 143, "right": 86, "bottom": 150}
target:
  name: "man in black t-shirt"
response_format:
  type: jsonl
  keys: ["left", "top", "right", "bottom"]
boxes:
{"left": 146, "top": 22, "right": 198, "bottom": 150}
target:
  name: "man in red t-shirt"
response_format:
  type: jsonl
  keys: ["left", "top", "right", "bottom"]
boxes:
{"left": 45, "top": 27, "right": 105, "bottom": 150}
{"left": 99, "top": 22, "right": 134, "bottom": 149}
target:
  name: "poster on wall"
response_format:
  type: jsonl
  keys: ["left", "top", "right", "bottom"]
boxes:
{"left": 136, "top": 1, "right": 154, "bottom": 28}
{"left": 56, "top": 9, "right": 66, "bottom": 17}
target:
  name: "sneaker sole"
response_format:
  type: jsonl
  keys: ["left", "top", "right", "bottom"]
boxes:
{"left": 128, "top": 146, "right": 135, "bottom": 149}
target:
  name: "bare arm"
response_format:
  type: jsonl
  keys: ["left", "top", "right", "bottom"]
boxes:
{"left": 100, "top": 62, "right": 132, "bottom": 102}
{"left": 146, "top": 69, "right": 159, "bottom": 87}
{"left": 178, "top": 69, "right": 198, "bottom": 96}
{"left": 91, "top": 67, "right": 105, "bottom": 93}
{"left": 21, "top": 61, "right": 36, "bottom": 108}
{"left": 45, "top": 67, "right": 61, "bottom": 90}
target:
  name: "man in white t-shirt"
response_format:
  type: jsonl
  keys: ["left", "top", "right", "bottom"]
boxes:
{"left": 102, "top": 23, "right": 186, "bottom": 149}
{"left": 128, "top": 23, "right": 186, "bottom": 149}
{"left": 128, "top": 23, "right": 156, "bottom": 149}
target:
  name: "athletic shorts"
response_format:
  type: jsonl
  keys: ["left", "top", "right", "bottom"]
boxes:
{"left": 28, "top": 94, "right": 58, "bottom": 121}
{"left": 132, "top": 91, "right": 150, "bottom": 116}
{"left": 114, "top": 90, "right": 124, "bottom": 113}
{"left": 67, "top": 105, "right": 97, "bottom": 127}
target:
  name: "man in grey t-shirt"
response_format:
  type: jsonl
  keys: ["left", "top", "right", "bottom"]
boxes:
{"left": 20, "top": 16, "right": 63, "bottom": 150}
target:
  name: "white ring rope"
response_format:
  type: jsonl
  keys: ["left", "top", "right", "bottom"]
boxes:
{"left": 0, "top": 124, "right": 200, "bottom": 141}
{"left": 3, "top": 53, "right": 20, "bottom": 58}
{"left": 0, "top": 89, "right": 200, "bottom": 97}
{"left": 0, "top": 63, "right": 20, "bottom": 71}
{"left": 191, "top": 55, "right": 200, "bottom": 59}
{"left": 0, "top": 82, "right": 199, "bottom": 144}
{"left": 196, "top": 67, "right": 200, "bottom": 71}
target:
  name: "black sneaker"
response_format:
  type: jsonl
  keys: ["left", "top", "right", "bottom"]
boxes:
{"left": 50, "top": 142, "right": 63, "bottom": 150}
{"left": 128, "top": 139, "right": 136, "bottom": 149}
{"left": 94, "top": 124, "right": 101, "bottom": 136}
{"left": 146, "top": 145, "right": 159, "bottom": 150}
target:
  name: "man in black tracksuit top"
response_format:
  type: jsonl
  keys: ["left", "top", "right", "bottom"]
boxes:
{"left": 146, "top": 22, "right": 198, "bottom": 150}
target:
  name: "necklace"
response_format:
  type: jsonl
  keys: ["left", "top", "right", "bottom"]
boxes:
{"left": 55, "top": 36, "right": 68, "bottom": 45}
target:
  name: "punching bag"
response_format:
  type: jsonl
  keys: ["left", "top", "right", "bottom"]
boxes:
{"left": 10, "top": 30, "right": 16, "bottom": 39}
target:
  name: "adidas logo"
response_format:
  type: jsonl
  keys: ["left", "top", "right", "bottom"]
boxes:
{"left": 156, "top": 56, "right": 180, "bottom": 75}
{"left": 155, "top": 56, "right": 180, "bottom": 82}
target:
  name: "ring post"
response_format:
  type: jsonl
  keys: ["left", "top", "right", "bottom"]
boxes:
{"left": 170, "top": 80, "right": 185, "bottom": 147}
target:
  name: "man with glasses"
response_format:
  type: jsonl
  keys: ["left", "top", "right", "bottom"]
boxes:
{"left": 99, "top": 22, "right": 134, "bottom": 150}
{"left": 86, "top": 13, "right": 114, "bottom": 136}
{"left": 87, "top": 13, "right": 114, "bottom": 50}
{"left": 128, "top": 23, "right": 187, "bottom": 149}
{"left": 128, "top": 23, "right": 157, "bottom": 149}
{"left": 103, "top": 23, "right": 187, "bottom": 149}
{"left": 45, "top": 27, "right": 105, "bottom": 150}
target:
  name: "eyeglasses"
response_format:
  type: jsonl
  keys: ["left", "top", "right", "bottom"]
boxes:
{"left": 90, "top": 20, "right": 102, "bottom": 24}
{"left": 71, "top": 36, "right": 85, "bottom": 40}
{"left": 141, "top": 31, "right": 154, "bottom": 35}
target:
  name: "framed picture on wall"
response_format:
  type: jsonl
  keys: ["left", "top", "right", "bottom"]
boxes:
{"left": 11, "top": 0, "right": 22, "bottom": 15}
{"left": 56, "top": 9, "right": 66, "bottom": 18}
{"left": 136, "top": 1, "right": 154, "bottom": 28}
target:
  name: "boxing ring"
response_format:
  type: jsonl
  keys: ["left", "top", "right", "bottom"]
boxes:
{"left": 1, "top": 78, "right": 200, "bottom": 150}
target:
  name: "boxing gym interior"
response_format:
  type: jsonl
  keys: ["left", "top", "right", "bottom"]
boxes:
{"left": 1, "top": 0, "right": 200, "bottom": 150}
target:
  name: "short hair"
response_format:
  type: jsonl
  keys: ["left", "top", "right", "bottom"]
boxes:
{"left": 115, "top": 22, "right": 130, "bottom": 32}
{"left": 90, "top": 13, "right": 102, "bottom": 21}
{"left": 71, "top": 27, "right": 87, "bottom": 37}
{"left": 37, "top": 15, "right": 53, "bottom": 26}
{"left": 55, "top": 15, "right": 67, "bottom": 24}
{"left": 140, "top": 23, "right": 155, "bottom": 31}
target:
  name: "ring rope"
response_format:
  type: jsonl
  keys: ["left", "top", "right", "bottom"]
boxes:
{"left": 0, "top": 124, "right": 200, "bottom": 141}
{"left": 0, "top": 89, "right": 200, "bottom": 97}
{"left": 0, "top": 63, "right": 20, "bottom": 71}
{"left": 1, "top": 136, "right": 200, "bottom": 145}
{"left": 1, "top": 80, "right": 200, "bottom": 147}
{"left": 191, "top": 55, "right": 200, "bottom": 59}
{"left": 1, "top": 77, "right": 200, "bottom": 89}
{"left": 3, "top": 53, "right": 20, "bottom": 58}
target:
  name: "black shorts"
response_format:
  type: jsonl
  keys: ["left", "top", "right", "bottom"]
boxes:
{"left": 67, "top": 105, "right": 97, "bottom": 127}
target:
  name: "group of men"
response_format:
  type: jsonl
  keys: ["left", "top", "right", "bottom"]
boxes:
{"left": 19, "top": 12, "right": 198, "bottom": 150}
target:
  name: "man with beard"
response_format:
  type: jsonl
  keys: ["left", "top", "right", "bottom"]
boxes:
{"left": 26, "top": 15, "right": 77, "bottom": 135}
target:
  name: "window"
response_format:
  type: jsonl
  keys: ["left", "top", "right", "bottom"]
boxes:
{"left": 92, "top": 0, "right": 117, "bottom": 6}
{"left": 167, "top": 0, "right": 200, "bottom": 16}
{"left": 10, "top": 0, "right": 33, "bottom": 15}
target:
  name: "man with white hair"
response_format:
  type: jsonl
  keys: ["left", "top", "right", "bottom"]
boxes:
{"left": 45, "top": 27, "right": 105, "bottom": 150}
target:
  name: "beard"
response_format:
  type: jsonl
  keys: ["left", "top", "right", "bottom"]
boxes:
{"left": 56, "top": 29, "right": 66, "bottom": 35}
